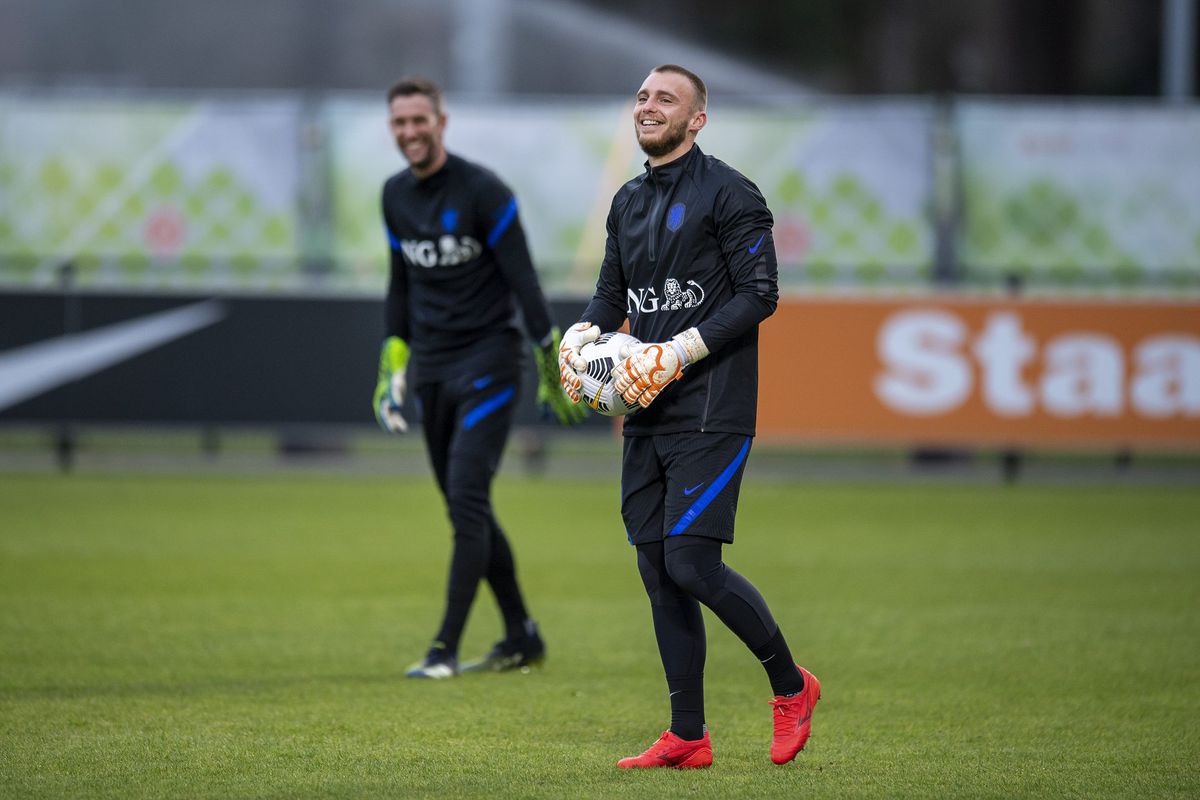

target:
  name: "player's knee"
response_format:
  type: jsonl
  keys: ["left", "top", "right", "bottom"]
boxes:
{"left": 445, "top": 483, "right": 489, "bottom": 521}
{"left": 664, "top": 546, "right": 724, "bottom": 603}
{"left": 448, "top": 511, "right": 492, "bottom": 551}
{"left": 637, "top": 543, "right": 688, "bottom": 606}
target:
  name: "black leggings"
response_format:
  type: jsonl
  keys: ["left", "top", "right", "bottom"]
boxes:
{"left": 635, "top": 535, "right": 780, "bottom": 680}
{"left": 418, "top": 372, "right": 529, "bottom": 653}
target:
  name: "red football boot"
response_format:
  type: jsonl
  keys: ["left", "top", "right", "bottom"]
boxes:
{"left": 616, "top": 730, "right": 713, "bottom": 769}
{"left": 769, "top": 665, "right": 821, "bottom": 764}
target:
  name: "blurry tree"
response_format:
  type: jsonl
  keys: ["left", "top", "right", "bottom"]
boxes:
{"left": 584, "top": 0, "right": 1171, "bottom": 96}
{"left": 0, "top": 0, "right": 1185, "bottom": 96}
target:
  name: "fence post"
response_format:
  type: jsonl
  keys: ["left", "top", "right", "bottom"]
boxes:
{"left": 56, "top": 261, "right": 80, "bottom": 473}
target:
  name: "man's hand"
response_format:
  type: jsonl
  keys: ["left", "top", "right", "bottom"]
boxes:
{"left": 558, "top": 322, "right": 599, "bottom": 402}
{"left": 613, "top": 327, "right": 710, "bottom": 409}
{"left": 535, "top": 327, "right": 587, "bottom": 425}
{"left": 373, "top": 336, "right": 410, "bottom": 433}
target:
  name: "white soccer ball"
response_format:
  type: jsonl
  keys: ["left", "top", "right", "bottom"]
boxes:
{"left": 578, "top": 331, "right": 642, "bottom": 417}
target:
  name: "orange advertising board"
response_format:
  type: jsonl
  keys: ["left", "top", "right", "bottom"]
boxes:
{"left": 758, "top": 296, "right": 1200, "bottom": 448}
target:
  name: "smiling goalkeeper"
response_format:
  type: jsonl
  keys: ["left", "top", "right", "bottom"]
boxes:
{"left": 375, "top": 77, "right": 584, "bottom": 680}
{"left": 560, "top": 65, "right": 820, "bottom": 769}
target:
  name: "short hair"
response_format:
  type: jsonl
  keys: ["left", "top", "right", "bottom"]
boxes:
{"left": 386, "top": 77, "right": 444, "bottom": 113}
{"left": 652, "top": 64, "right": 707, "bottom": 111}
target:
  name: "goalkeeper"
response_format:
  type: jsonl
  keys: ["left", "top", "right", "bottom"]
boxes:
{"left": 560, "top": 65, "right": 819, "bottom": 769}
{"left": 375, "top": 77, "right": 585, "bottom": 679}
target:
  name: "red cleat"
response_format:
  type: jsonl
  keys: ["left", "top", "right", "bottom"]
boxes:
{"left": 769, "top": 665, "right": 821, "bottom": 764}
{"left": 616, "top": 730, "right": 713, "bottom": 769}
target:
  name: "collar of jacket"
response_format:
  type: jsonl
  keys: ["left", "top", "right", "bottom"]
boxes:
{"left": 414, "top": 151, "right": 457, "bottom": 187}
{"left": 643, "top": 144, "right": 702, "bottom": 182}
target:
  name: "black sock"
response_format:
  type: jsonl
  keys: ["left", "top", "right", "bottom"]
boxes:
{"left": 667, "top": 674, "right": 706, "bottom": 741}
{"left": 752, "top": 629, "right": 805, "bottom": 696}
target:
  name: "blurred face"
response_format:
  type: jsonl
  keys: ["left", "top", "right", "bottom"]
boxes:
{"left": 634, "top": 70, "right": 706, "bottom": 163}
{"left": 389, "top": 93, "right": 447, "bottom": 177}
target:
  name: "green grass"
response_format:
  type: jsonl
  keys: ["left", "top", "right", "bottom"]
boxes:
{"left": 1, "top": 473, "right": 1198, "bottom": 798}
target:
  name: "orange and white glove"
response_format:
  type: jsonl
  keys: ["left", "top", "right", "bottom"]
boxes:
{"left": 613, "top": 327, "right": 709, "bottom": 408}
{"left": 558, "top": 322, "right": 600, "bottom": 402}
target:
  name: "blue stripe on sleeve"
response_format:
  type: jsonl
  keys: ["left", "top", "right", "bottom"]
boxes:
{"left": 486, "top": 198, "right": 518, "bottom": 247}
{"left": 462, "top": 385, "right": 515, "bottom": 430}
{"left": 385, "top": 222, "right": 403, "bottom": 251}
{"left": 669, "top": 437, "right": 751, "bottom": 536}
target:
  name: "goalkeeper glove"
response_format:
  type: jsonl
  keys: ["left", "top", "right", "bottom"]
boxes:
{"left": 557, "top": 321, "right": 600, "bottom": 403}
{"left": 534, "top": 326, "right": 587, "bottom": 425}
{"left": 613, "top": 327, "right": 709, "bottom": 409}
{"left": 373, "top": 335, "right": 410, "bottom": 433}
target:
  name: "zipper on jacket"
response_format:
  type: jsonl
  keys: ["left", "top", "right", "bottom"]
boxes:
{"left": 647, "top": 170, "right": 662, "bottom": 263}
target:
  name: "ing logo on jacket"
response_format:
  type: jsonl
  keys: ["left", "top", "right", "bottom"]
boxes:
{"left": 626, "top": 279, "right": 706, "bottom": 314}
{"left": 400, "top": 235, "right": 482, "bottom": 268}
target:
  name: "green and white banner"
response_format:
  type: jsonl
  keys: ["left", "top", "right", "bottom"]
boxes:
{"left": 18, "top": 95, "right": 1199, "bottom": 294}
{"left": 326, "top": 99, "right": 935, "bottom": 292}
{"left": 0, "top": 97, "right": 301, "bottom": 289}
{"left": 699, "top": 102, "right": 934, "bottom": 286}
{"left": 325, "top": 99, "right": 627, "bottom": 293}
{"left": 958, "top": 103, "right": 1200, "bottom": 285}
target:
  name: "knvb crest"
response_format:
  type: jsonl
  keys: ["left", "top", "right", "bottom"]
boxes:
{"left": 666, "top": 202, "right": 686, "bottom": 232}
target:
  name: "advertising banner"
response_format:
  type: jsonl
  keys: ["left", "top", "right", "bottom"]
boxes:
{"left": 760, "top": 295, "right": 1200, "bottom": 447}
{"left": 0, "top": 96, "right": 302, "bottom": 290}
{"left": 324, "top": 99, "right": 624, "bottom": 292}
{"left": 325, "top": 99, "right": 933, "bottom": 292}
{"left": 0, "top": 291, "right": 595, "bottom": 429}
{"left": 957, "top": 103, "right": 1200, "bottom": 285}
{"left": 2, "top": 288, "right": 1195, "bottom": 450}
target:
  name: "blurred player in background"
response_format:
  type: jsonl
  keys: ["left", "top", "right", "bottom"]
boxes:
{"left": 560, "top": 65, "right": 820, "bottom": 767}
{"left": 375, "top": 76, "right": 585, "bottom": 679}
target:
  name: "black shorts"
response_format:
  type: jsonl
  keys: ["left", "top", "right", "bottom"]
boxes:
{"left": 620, "top": 432, "right": 753, "bottom": 545}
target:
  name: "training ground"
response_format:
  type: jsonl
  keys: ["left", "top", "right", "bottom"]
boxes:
{"left": 1, "top": 448, "right": 1198, "bottom": 798}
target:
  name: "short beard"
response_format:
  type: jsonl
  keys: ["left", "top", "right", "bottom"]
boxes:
{"left": 400, "top": 136, "right": 437, "bottom": 172}
{"left": 637, "top": 118, "right": 689, "bottom": 158}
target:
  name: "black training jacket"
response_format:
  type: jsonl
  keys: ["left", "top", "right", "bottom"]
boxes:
{"left": 580, "top": 145, "right": 779, "bottom": 436}
{"left": 382, "top": 153, "right": 553, "bottom": 383}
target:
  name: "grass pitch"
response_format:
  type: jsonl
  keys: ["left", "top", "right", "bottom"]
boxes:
{"left": 1, "top": 471, "right": 1198, "bottom": 798}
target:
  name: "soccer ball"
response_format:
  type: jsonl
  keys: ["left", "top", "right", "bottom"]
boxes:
{"left": 578, "top": 332, "right": 642, "bottom": 417}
